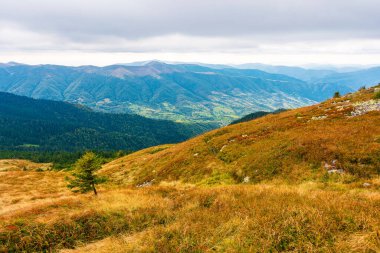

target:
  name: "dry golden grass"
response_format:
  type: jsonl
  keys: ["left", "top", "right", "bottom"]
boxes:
{"left": 1, "top": 168, "right": 380, "bottom": 252}
{"left": 0, "top": 159, "right": 51, "bottom": 172}
{"left": 101, "top": 86, "right": 380, "bottom": 186}
{"left": 0, "top": 170, "right": 70, "bottom": 217}
{"left": 60, "top": 183, "right": 380, "bottom": 253}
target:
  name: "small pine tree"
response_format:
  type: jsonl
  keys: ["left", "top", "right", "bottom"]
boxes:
{"left": 333, "top": 91, "right": 341, "bottom": 98}
{"left": 66, "top": 152, "right": 106, "bottom": 195}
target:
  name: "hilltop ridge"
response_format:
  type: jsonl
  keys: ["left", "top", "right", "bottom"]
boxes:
{"left": 101, "top": 85, "right": 380, "bottom": 186}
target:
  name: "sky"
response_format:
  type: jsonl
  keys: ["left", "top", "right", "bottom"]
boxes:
{"left": 1, "top": 0, "right": 380, "bottom": 67}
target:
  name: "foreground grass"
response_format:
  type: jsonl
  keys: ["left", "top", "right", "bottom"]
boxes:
{"left": 1, "top": 170, "right": 380, "bottom": 252}
{"left": 0, "top": 170, "right": 70, "bottom": 217}
{"left": 62, "top": 184, "right": 380, "bottom": 253}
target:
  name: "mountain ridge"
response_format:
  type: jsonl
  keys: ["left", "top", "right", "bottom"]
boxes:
{"left": 0, "top": 62, "right": 333, "bottom": 125}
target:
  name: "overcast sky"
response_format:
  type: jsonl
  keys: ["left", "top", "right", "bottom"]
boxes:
{"left": 1, "top": 0, "right": 380, "bottom": 66}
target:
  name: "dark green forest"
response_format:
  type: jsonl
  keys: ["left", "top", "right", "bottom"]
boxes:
{"left": 0, "top": 92, "right": 213, "bottom": 166}
{"left": 0, "top": 150, "right": 129, "bottom": 170}
{"left": 229, "top": 108, "right": 287, "bottom": 125}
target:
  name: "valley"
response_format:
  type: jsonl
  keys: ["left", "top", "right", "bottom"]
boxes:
{"left": 3, "top": 61, "right": 378, "bottom": 125}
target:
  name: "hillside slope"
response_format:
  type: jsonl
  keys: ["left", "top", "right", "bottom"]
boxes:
{"left": 101, "top": 85, "right": 380, "bottom": 185}
{"left": 229, "top": 108, "right": 287, "bottom": 125}
{"left": 2, "top": 86, "right": 380, "bottom": 253}
{"left": 0, "top": 92, "right": 211, "bottom": 151}
{"left": 0, "top": 62, "right": 330, "bottom": 124}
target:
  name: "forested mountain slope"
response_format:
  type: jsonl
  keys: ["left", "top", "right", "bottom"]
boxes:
{"left": 0, "top": 62, "right": 343, "bottom": 125}
{"left": 0, "top": 92, "right": 211, "bottom": 151}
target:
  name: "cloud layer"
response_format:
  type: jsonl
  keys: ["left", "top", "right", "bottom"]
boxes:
{"left": 1, "top": 0, "right": 380, "bottom": 65}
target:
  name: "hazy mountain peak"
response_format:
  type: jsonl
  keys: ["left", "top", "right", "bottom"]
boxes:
{"left": 144, "top": 60, "right": 167, "bottom": 66}
{"left": 0, "top": 61, "right": 24, "bottom": 67}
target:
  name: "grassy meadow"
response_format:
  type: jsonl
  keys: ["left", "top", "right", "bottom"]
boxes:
{"left": 1, "top": 167, "right": 380, "bottom": 252}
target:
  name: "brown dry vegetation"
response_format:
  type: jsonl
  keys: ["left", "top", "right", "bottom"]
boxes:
{"left": 0, "top": 159, "right": 51, "bottom": 172}
{"left": 62, "top": 184, "right": 380, "bottom": 253}
{"left": 1, "top": 86, "right": 380, "bottom": 252}
{"left": 101, "top": 86, "right": 380, "bottom": 186}
{"left": 0, "top": 170, "right": 71, "bottom": 218}
{"left": 1, "top": 173, "right": 380, "bottom": 252}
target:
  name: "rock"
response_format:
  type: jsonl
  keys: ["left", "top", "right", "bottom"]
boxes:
{"left": 323, "top": 161, "right": 335, "bottom": 170}
{"left": 311, "top": 115, "right": 327, "bottom": 120}
{"left": 136, "top": 179, "right": 155, "bottom": 188}
{"left": 243, "top": 176, "right": 250, "bottom": 183}
{"left": 323, "top": 160, "right": 344, "bottom": 174}
{"left": 336, "top": 105, "right": 349, "bottom": 111}
{"left": 327, "top": 169, "right": 344, "bottom": 174}
{"left": 351, "top": 100, "right": 380, "bottom": 117}
{"left": 363, "top": 182, "right": 371, "bottom": 187}
{"left": 193, "top": 153, "right": 199, "bottom": 157}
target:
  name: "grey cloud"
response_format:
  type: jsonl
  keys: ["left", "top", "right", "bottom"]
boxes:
{"left": 1, "top": 0, "right": 380, "bottom": 42}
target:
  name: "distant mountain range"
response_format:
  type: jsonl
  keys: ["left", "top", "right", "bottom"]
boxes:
{"left": 0, "top": 92, "right": 211, "bottom": 151}
{"left": 0, "top": 61, "right": 379, "bottom": 125}
{"left": 232, "top": 63, "right": 380, "bottom": 89}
